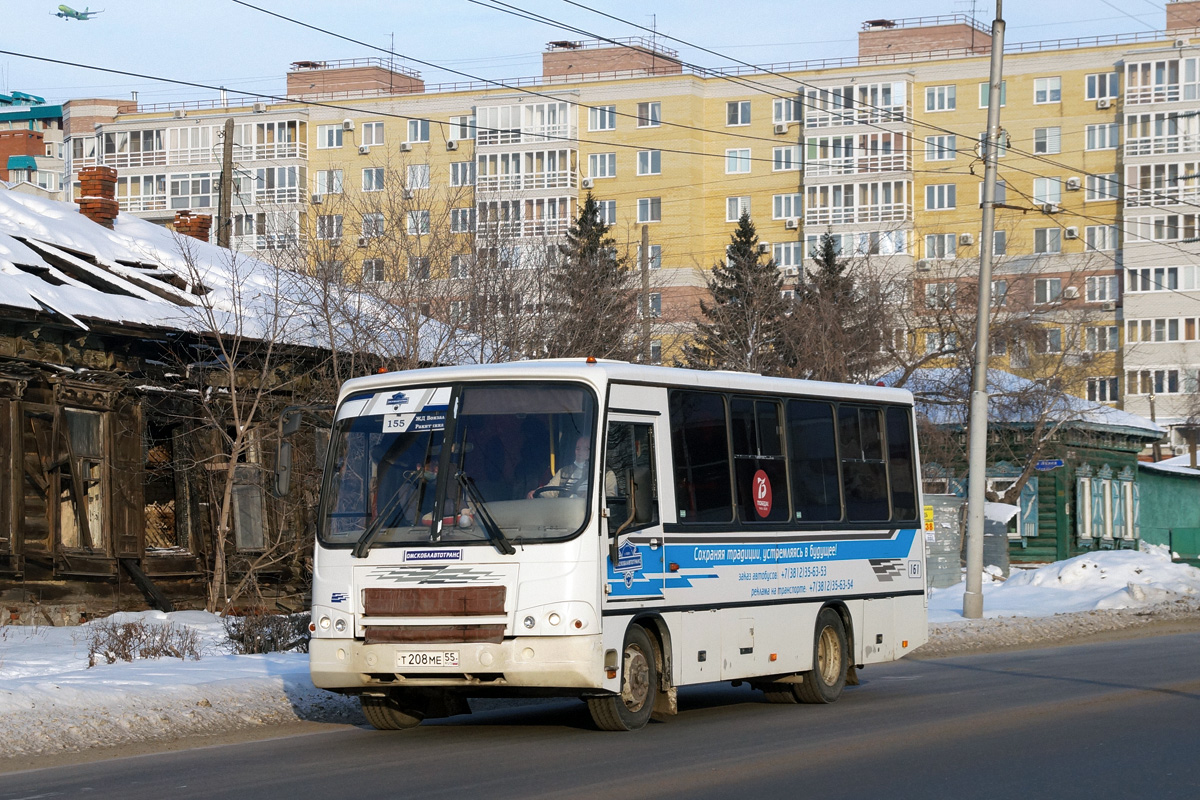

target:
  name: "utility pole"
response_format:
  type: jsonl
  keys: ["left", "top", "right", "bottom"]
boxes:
{"left": 963, "top": 2, "right": 1006, "bottom": 620}
{"left": 640, "top": 224, "right": 652, "bottom": 362}
{"left": 217, "top": 117, "right": 235, "bottom": 249}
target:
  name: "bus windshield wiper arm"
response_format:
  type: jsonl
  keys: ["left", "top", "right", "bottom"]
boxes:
{"left": 352, "top": 473, "right": 422, "bottom": 559}
{"left": 457, "top": 472, "right": 516, "bottom": 556}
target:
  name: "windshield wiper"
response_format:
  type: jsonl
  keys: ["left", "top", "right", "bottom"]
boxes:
{"left": 457, "top": 472, "right": 516, "bottom": 556}
{"left": 351, "top": 472, "right": 424, "bottom": 559}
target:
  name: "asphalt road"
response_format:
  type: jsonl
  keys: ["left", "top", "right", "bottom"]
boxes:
{"left": 3, "top": 632, "right": 1198, "bottom": 800}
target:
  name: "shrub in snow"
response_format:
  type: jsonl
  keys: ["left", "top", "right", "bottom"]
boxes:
{"left": 222, "top": 612, "right": 310, "bottom": 655}
{"left": 86, "top": 619, "right": 202, "bottom": 667}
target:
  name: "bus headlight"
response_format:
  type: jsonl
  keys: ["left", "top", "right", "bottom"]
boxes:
{"left": 319, "top": 616, "right": 331, "bottom": 630}
{"left": 334, "top": 618, "right": 347, "bottom": 632}
{"left": 523, "top": 615, "right": 536, "bottom": 629}
{"left": 547, "top": 613, "right": 561, "bottom": 626}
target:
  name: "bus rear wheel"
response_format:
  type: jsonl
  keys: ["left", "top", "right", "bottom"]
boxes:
{"left": 795, "top": 607, "right": 849, "bottom": 704}
{"left": 587, "top": 625, "right": 658, "bottom": 731}
{"left": 360, "top": 693, "right": 424, "bottom": 730}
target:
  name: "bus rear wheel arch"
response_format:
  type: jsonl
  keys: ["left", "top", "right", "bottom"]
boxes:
{"left": 587, "top": 624, "right": 659, "bottom": 731}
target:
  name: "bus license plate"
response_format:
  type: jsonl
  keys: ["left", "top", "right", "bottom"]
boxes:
{"left": 396, "top": 651, "right": 459, "bottom": 668}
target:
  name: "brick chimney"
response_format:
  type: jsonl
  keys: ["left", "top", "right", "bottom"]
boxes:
{"left": 75, "top": 165, "right": 119, "bottom": 229}
{"left": 173, "top": 210, "right": 212, "bottom": 242}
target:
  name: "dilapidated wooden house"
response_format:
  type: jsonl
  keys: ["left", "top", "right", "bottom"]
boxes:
{"left": 0, "top": 170, "right": 464, "bottom": 621}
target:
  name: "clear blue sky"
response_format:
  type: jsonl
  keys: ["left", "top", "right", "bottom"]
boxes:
{"left": 2, "top": 0, "right": 1170, "bottom": 106}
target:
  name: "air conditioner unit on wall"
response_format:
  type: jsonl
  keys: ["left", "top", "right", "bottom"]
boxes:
{"left": 1096, "top": 98, "right": 1112, "bottom": 110}
{"left": 784, "top": 217, "right": 799, "bottom": 230}
{"left": 400, "top": 142, "right": 412, "bottom": 152}
{"left": 358, "top": 145, "right": 370, "bottom": 155}
{"left": 783, "top": 266, "right": 799, "bottom": 277}
{"left": 1042, "top": 203, "right": 1061, "bottom": 214}
{"left": 758, "top": 242, "right": 771, "bottom": 253}
{"left": 774, "top": 123, "right": 789, "bottom": 135}
{"left": 252, "top": 102, "right": 267, "bottom": 113}
{"left": 357, "top": 236, "right": 369, "bottom": 247}
{"left": 446, "top": 140, "right": 458, "bottom": 151}
{"left": 1065, "top": 176, "right": 1082, "bottom": 191}
{"left": 1064, "top": 226, "right": 1079, "bottom": 239}
{"left": 173, "top": 109, "right": 186, "bottom": 119}
{"left": 310, "top": 194, "right": 323, "bottom": 205}
{"left": 342, "top": 119, "right": 355, "bottom": 131}
{"left": 1176, "top": 38, "right": 1188, "bottom": 48}
{"left": 581, "top": 177, "right": 594, "bottom": 189}
{"left": 1101, "top": 301, "right": 1116, "bottom": 312}
{"left": 959, "top": 232, "right": 974, "bottom": 245}
{"left": 1063, "top": 285, "right": 1079, "bottom": 299}
{"left": 402, "top": 189, "right": 414, "bottom": 200}
{"left": 915, "top": 259, "right": 931, "bottom": 271}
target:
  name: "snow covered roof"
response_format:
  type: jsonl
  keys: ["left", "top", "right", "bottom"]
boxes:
{"left": 0, "top": 189, "right": 468, "bottom": 363}
{"left": 1139, "top": 453, "right": 1200, "bottom": 477}
{"left": 881, "top": 367, "right": 1164, "bottom": 438}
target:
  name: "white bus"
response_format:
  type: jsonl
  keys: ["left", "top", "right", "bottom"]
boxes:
{"left": 304, "top": 360, "right": 927, "bottom": 731}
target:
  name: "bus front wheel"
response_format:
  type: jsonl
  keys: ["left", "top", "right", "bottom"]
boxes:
{"left": 795, "top": 607, "right": 849, "bottom": 704}
{"left": 587, "top": 625, "right": 658, "bottom": 731}
{"left": 360, "top": 693, "right": 424, "bottom": 730}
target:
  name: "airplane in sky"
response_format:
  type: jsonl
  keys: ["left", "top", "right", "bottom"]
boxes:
{"left": 53, "top": 5, "right": 103, "bottom": 20}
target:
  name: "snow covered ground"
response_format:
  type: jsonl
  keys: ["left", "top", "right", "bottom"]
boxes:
{"left": 1, "top": 544, "right": 1198, "bottom": 759}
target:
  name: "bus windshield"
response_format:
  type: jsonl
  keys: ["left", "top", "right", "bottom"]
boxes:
{"left": 318, "top": 381, "right": 597, "bottom": 549}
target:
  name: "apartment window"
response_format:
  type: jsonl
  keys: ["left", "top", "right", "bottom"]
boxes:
{"left": 993, "top": 230, "right": 1007, "bottom": 256}
{"left": 637, "top": 197, "right": 661, "bottom": 223}
{"left": 773, "top": 242, "right": 802, "bottom": 268}
{"left": 361, "top": 212, "right": 385, "bottom": 238}
{"left": 727, "top": 100, "right": 752, "bottom": 126}
{"left": 925, "top": 281, "right": 957, "bottom": 309}
{"left": 314, "top": 169, "right": 343, "bottom": 195}
{"left": 992, "top": 279, "right": 1008, "bottom": 306}
{"left": 1127, "top": 267, "right": 1178, "bottom": 292}
{"left": 773, "top": 146, "right": 800, "bottom": 171}
{"left": 637, "top": 244, "right": 663, "bottom": 270}
{"left": 589, "top": 105, "right": 616, "bottom": 131}
{"left": 1034, "top": 328, "right": 1063, "bottom": 353}
{"left": 649, "top": 339, "right": 662, "bottom": 364}
{"left": 925, "top": 233, "right": 956, "bottom": 259}
{"left": 980, "top": 131, "right": 1008, "bottom": 159}
{"left": 450, "top": 254, "right": 472, "bottom": 279}
{"left": 648, "top": 292, "right": 662, "bottom": 317}
{"left": 1085, "top": 173, "right": 1119, "bottom": 201}
{"left": 1087, "top": 377, "right": 1119, "bottom": 403}
{"left": 450, "top": 207, "right": 476, "bottom": 233}
{"left": 1035, "top": 277, "right": 1062, "bottom": 303}
{"left": 362, "top": 258, "right": 385, "bottom": 283}
{"left": 362, "top": 167, "right": 384, "bottom": 192}
{"left": 773, "top": 192, "right": 802, "bottom": 219}
{"left": 450, "top": 161, "right": 475, "bottom": 187}
{"left": 1128, "top": 318, "right": 1183, "bottom": 343}
{"left": 1086, "top": 326, "right": 1119, "bottom": 352}
{"left": 925, "top": 331, "right": 957, "bottom": 355}
{"left": 1086, "top": 123, "right": 1119, "bottom": 150}
{"left": 1086, "top": 72, "right": 1120, "bottom": 100}
{"left": 637, "top": 150, "right": 662, "bottom": 176}
{"left": 925, "top": 135, "right": 956, "bottom": 161}
{"left": 316, "top": 214, "right": 342, "bottom": 240}
{"left": 980, "top": 180, "right": 1008, "bottom": 204}
{"left": 1086, "top": 275, "right": 1118, "bottom": 301}
{"left": 449, "top": 114, "right": 476, "bottom": 140}
{"left": 1086, "top": 225, "right": 1118, "bottom": 251}
{"left": 1034, "top": 228, "right": 1062, "bottom": 254}
{"left": 773, "top": 98, "right": 800, "bottom": 124}
{"left": 979, "top": 80, "right": 1007, "bottom": 107}
{"left": 1126, "top": 369, "right": 1180, "bottom": 395}
{"left": 407, "top": 210, "right": 430, "bottom": 235}
{"left": 925, "top": 184, "right": 956, "bottom": 210}
{"left": 1033, "top": 177, "right": 1062, "bottom": 205}
{"left": 726, "top": 148, "right": 751, "bottom": 174}
{"left": 317, "top": 125, "right": 343, "bottom": 149}
{"left": 407, "top": 256, "right": 430, "bottom": 280}
{"left": 926, "top": 85, "right": 956, "bottom": 112}
{"left": 361, "top": 121, "right": 385, "bottom": 147}
{"left": 726, "top": 196, "right": 751, "bottom": 222}
{"left": 637, "top": 102, "right": 661, "bottom": 127}
{"left": 1034, "top": 77, "right": 1062, "bottom": 104}
{"left": 407, "top": 119, "right": 430, "bottom": 143}
{"left": 407, "top": 164, "right": 430, "bottom": 190}
{"left": 598, "top": 199, "right": 617, "bottom": 225}
{"left": 589, "top": 152, "right": 616, "bottom": 178}
{"left": 1033, "top": 127, "right": 1061, "bottom": 154}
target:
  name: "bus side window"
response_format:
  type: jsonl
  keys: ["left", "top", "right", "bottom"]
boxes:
{"left": 839, "top": 405, "right": 890, "bottom": 521}
{"left": 669, "top": 391, "right": 733, "bottom": 523}
{"left": 731, "top": 398, "right": 789, "bottom": 523}
{"left": 604, "top": 422, "right": 659, "bottom": 534}
{"left": 885, "top": 406, "right": 918, "bottom": 521}
{"left": 786, "top": 400, "right": 842, "bottom": 522}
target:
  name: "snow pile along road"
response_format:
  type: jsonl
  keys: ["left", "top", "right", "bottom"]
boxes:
{"left": 0, "top": 546, "right": 1197, "bottom": 758}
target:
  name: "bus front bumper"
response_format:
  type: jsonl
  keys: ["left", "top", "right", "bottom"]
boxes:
{"left": 310, "top": 634, "right": 606, "bottom": 691}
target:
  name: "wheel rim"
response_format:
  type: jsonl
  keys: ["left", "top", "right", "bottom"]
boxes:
{"left": 816, "top": 625, "right": 842, "bottom": 686}
{"left": 621, "top": 644, "right": 651, "bottom": 712}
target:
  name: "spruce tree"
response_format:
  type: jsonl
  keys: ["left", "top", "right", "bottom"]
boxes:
{"left": 685, "top": 211, "right": 788, "bottom": 374}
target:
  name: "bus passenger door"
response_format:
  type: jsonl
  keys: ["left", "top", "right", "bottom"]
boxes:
{"left": 602, "top": 414, "right": 664, "bottom": 601}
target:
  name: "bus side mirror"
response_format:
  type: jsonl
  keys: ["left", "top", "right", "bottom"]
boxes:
{"left": 274, "top": 440, "right": 293, "bottom": 498}
{"left": 281, "top": 409, "right": 303, "bottom": 437}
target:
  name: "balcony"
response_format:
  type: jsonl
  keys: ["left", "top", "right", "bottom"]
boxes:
{"left": 805, "top": 151, "right": 911, "bottom": 177}
{"left": 476, "top": 169, "right": 577, "bottom": 193}
{"left": 805, "top": 200, "right": 911, "bottom": 226}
